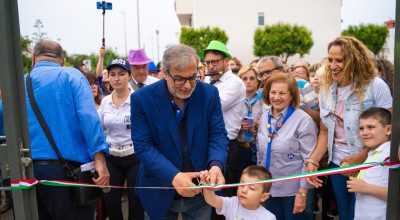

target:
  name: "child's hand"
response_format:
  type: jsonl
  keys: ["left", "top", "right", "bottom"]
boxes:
{"left": 199, "top": 170, "right": 211, "bottom": 185}
{"left": 340, "top": 162, "right": 349, "bottom": 167}
{"left": 347, "top": 176, "right": 367, "bottom": 194}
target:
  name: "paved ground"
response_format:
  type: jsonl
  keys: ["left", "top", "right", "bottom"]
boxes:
{"left": 1, "top": 190, "right": 338, "bottom": 220}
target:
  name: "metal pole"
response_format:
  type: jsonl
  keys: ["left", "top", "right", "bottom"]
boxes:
{"left": 386, "top": 1, "right": 400, "bottom": 219}
{"left": 102, "top": 1, "right": 106, "bottom": 46}
{"left": 121, "top": 11, "right": 128, "bottom": 57}
{"left": 156, "top": 30, "right": 159, "bottom": 63}
{"left": 0, "top": 0, "right": 38, "bottom": 219}
{"left": 137, "top": 0, "right": 141, "bottom": 49}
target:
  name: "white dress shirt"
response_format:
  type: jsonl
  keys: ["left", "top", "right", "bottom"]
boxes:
{"left": 98, "top": 89, "right": 134, "bottom": 157}
{"left": 354, "top": 141, "right": 390, "bottom": 220}
{"left": 129, "top": 75, "right": 159, "bottom": 90}
{"left": 213, "top": 70, "right": 246, "bottom": 140}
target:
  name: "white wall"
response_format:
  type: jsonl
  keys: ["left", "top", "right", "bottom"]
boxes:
{"left": 386, "top": 28, "right": 395, "bottom": 63}
{"left": 179, "top": 0, "right": 342, "bottom": 66}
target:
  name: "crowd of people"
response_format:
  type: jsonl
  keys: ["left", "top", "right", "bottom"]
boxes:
{"left": 0, "top": 34, "right": 396, "bottom": 220}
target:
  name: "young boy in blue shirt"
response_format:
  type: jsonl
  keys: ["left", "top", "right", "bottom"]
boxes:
{"left": 346, "top": 107, "right": 391, "bottom": 220}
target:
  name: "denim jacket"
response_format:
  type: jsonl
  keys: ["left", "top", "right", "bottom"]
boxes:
{"left": 319, "top": 79, "right": 375, "bottom": 163}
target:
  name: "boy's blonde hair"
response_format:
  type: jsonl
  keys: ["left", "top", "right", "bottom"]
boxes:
{"left": 242, "top": 165, "right": 272, "bottom": 193}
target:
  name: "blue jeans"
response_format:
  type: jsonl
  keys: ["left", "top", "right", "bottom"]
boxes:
{"left": 329, "top": 162, "right": 355, "bottom": 220}
{"left": 145, "top": 194, "right": 211, "bottom": 220}
{"left": 265, "top": 196, "right": 306, "bottom": 220}
{"left": 304, "top": 188, "right": 315, "bottom": 220}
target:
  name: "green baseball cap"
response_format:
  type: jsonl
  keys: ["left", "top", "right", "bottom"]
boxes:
{"left": 199, "top": 40, "right": 232, "bottom": 60}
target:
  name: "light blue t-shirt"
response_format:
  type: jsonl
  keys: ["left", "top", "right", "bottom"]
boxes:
{"left": 0, "top": 100, "right": 4, "bottom": 136}
{"left": 25, "top": 61, "right": 109, "bottom": 163}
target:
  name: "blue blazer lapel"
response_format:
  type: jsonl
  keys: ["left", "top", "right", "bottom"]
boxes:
{"left": 155, "top": 80, "right": 182, "bottom": 160}
{"left": 186, "top": 86, "right": 201, "bottom": 151}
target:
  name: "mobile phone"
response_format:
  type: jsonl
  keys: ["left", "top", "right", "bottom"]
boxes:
{"left": 97, "top": 1, "right": 112, "bottom": 10}
{"left": 243, "top": 117, "right": 254, "bottom": 126}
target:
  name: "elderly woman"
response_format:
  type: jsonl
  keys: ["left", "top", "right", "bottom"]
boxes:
{"left": 99, "top": 58, "right": 144, "bottom": 219}
{"left": 257, "top": 73, "right": 318, "bottom": 219}
{"left": 306, "top": 36, "right": 392, "bottom": 220}
{"left": 236, "top": 65, "right": 263, "bottom": 180}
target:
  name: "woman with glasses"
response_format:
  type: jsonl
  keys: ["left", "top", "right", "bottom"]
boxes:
{"left": 85, "top": 73, "right": 103, "bottom": 110}
{"left": 98, "top": 58, "right": 144, "bottom": 220}
{"left": 305, "top": 36, "right": 392, "bottom": 220}
{"left": 257, "top": 73, "right": 318, "bottom": 220}
{"left": 236, "top": 65, "right": 262, "bottom": 181}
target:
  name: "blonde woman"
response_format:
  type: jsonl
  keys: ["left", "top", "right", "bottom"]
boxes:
{"left": 306, "top": 36, "right": 392, "bottom": 220}
{"left": 236, "top": 65, "right": 262, "bottom": 180}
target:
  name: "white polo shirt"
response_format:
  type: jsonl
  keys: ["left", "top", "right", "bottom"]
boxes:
{"left": 98, "top": 89, "right": 134, "bottom": 157}
{"left": 354, "top": 141, "right": 390, "bottom": 220}
{"left": 213, "top": 70, "right": 246, "bottom": 140}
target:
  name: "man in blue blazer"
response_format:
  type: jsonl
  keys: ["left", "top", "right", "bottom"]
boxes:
{"left": 131, "top": 44, "right": 229, "bottom": 220}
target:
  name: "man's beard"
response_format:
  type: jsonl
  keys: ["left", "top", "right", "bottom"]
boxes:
{"left": 167, "top": 79, "right": 196, "bottom": 100}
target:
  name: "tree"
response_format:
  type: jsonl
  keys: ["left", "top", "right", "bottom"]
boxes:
{"left": 341, "top": 24, "right": 389, "bottom": 56}
{"left": 32, "top": 19, "right": 48, "bottom": 43}
{"left": 253, "top": 23, "right": 313, "bottom": 62}
{"left": 65, "top": 47, "right": 123, "bottom": 73}
{"left": 179, "top": 26, "right": 228, "bottom": 56}
{"left": 21, "top": 36, "right": 32, "bottom": 73}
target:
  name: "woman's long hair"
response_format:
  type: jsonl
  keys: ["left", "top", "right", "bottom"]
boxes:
{"left": 85, "top": 73, "right": 103, "bottom": 105}
{"left": 323, "top": 36, "right": 376, "bottom": 101}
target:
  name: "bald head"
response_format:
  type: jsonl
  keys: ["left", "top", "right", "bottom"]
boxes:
{"left": 32, "top": 40, "right": 64, "bottom": 65}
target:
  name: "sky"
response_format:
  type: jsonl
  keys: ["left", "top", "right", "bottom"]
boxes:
{"left": 17, "top": 0, "right": 396, "bottom": 64}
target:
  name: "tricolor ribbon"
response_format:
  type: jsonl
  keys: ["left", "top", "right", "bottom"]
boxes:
{"left": 6, "top": 158, "right": 400, "bottom": 191}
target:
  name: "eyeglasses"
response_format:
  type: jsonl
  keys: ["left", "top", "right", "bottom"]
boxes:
{"left": 204, "top": 58, "right": 224, "bottom": 66}
{"left": 257, "top": 67, "right": 280, "bottom": 79}
{"left": 292, "top": 70, "right": 306, "bottom": 75}
{"left": 166, "top": 70, "right": 201, "bottom": 85}
{"left": 242, "top": 76, "right": 256, "bottom": 81}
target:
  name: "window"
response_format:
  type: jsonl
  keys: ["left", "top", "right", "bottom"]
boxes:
{"left": 258, "top": 12, "right": 264, "bottom": 26}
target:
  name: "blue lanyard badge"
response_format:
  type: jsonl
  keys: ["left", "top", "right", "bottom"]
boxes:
{"left": 245, "top": 95, "right": 260, "bottom": 142}
{"left": 265, "top": 105, "right": 295, "bottom": 170}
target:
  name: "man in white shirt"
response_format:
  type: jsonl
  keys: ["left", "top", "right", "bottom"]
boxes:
{"left": 127, "top": 49, "right": 159, "bottom": 91}
{"left": 200, "top": 40, "right": 246, "bottom": 197}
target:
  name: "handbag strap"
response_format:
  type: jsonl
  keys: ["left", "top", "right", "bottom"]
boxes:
{"left": 26, "top": 72, "right": 74, "bottom": 177}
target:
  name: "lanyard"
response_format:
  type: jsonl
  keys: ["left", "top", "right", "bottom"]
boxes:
{"left": 244, "top": 94, "right": 260, "bottom": 142}
{"left": 265, "top": 105, "right": 296, "bottom": 170}
{"left": 357, "top": 151, "right": 382, "bottom": 179}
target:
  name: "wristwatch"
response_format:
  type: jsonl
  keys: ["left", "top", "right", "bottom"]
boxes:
{"left": 299, "top": 104, "right": 306, "bottom": 111}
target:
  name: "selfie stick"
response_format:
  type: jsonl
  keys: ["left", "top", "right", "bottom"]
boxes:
{"left": 102, "top": 1, "right": 106, "bottom": 46}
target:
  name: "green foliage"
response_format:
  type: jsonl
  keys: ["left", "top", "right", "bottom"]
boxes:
{"left": 179, "top": 26, "right": 228, "bottom": 56}
{"left": 21, "top": 36, "right": 32, "bottom": 73}
{"left": 341, "top": 24, "right": 389, "bottom": 55}
{"left": 65, "top": 53, "right": 89, "bottom": 69}
{"left": 65, "top": 48, "right": 123, "bottom": 73}
{"left": 253, "top": 23, "right": 314, "bottom": 62}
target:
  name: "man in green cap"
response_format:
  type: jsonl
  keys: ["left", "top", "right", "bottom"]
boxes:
{"left": 200, "top": 40, "right": 246, "bottom": 198}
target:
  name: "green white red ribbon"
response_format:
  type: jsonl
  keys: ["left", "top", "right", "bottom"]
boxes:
{"left": 7, "top": 157, "right": 400, "bottom": 191}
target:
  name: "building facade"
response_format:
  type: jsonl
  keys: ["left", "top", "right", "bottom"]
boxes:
{"left": 175, "top": 0, "right": 342, "bottom": 65}
{"left": 382, "top": 20, "right": 395, "bottom": 63}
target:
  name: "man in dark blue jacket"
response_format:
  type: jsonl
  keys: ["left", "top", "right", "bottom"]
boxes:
{"left": 131, "top": 44, "right": 229, "bottom": 220}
